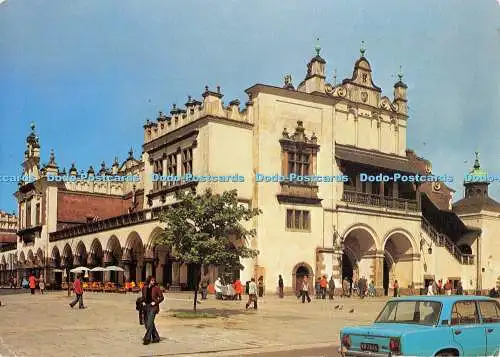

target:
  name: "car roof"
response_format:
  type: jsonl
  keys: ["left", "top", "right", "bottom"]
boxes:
{"left": 390, "top": 296, "right": 494, "bottom": 302}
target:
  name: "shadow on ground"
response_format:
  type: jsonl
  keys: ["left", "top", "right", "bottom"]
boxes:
{"left": 167, "top": 308, "right": 247, "bottom": 318}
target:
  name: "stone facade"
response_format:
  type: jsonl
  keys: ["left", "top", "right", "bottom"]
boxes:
{"left": 1, "top": 45, "right": 499, "bottom": 295}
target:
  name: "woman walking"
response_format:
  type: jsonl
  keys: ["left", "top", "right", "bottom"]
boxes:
{"left": 393, "top": 280, "right": 400, "bottom": 297}
{"left": 39, "top": 274, "right": 45, "bottom": 295}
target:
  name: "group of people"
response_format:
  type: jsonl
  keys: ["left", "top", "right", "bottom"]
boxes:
{"left": 426, "top": 279, "right": 463, "bottom": 295}
{"left": 19, "top": 273, "right": 45, "bottom": 295}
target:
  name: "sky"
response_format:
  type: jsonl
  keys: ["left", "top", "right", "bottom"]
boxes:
{"left": 0, "top": 0, "right": 499, "bottom": 212}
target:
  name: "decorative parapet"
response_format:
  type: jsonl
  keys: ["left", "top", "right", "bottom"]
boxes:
{"left": 144, "top": 85, "right": 254, "bottom": 144}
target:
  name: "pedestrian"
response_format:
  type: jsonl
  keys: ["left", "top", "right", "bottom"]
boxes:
{"left": 39, "top": 274, "right": 45, "bottom": 295}
{"left": 456, "top": 280, "right": 463, "bottom": 295}
{"left": 257, "top": 276, "right": 264, "bottom": 297}
{"left": 444, "top": 280, "right": 452, "bottom": 295}
{"left": 437, "top": 280, "right": 443, "bottom": 295}
{"left": 22, "top": 277, "right": 28, "bottom": 292}
{"left": 328, "top": 276, "right": 335, "bottom": 299}
{"left": 393, "top": 280, "right": 399, "bottom": 297}
{"left": 342, "top": 278, "right": 350, "bottom": 298}
{"left": 214, "top": 277, "right": 223, "bottom": 300}
{"left": 300, "top": 276, "right": 311, "bottom": 303}
{"left": 432, "top": 279, "right": 438, "bottom": 295}
{"left": 136, "top": 296, "right": 145, "bottom": 325}
{"left": 28, "top": 273, "right": 36, "bottom": 295}
{"left": 200, "top": 275, "right": 209, "bottom": 300}
{"left": 278, "top": 274, "right": 284, "bottom": 298}
{"left": 358, "top": 276, "right": 366, "bottom": 299}
{"left": 315, "top": 278, "right": 321, "bottom": 299}
{"left": 69, "top": 274, "right": 85, "bottom": 309}
{"left": 233, "top": 279, "right": 243, "bottom": 300}
{"left": 320, "top": 275, "right": 327, "bottom": 299}
{"left": 141, "top": 276, "right": 164, "bottom": 345}
{"left": 245, "top": 278, "right": 257, "bottom": 310}
{"left": 368, "top": 280, "right": 376, "bottom": 297}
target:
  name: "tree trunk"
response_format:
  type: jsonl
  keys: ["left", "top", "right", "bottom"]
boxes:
{"left": 193, "top": 264, "right": 202, "bottom": 312}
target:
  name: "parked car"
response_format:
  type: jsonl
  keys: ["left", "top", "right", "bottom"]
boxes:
{"left": 339, "top": 296, "right": 500, "bottom": 356}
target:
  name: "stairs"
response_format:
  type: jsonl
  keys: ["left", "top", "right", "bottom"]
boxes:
{"left": 421, "top": 216, "right": 474, "bottom": 265}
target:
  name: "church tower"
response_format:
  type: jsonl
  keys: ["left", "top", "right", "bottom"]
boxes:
{"left": 22, "top": 122, "right": 41, "bottom": 180}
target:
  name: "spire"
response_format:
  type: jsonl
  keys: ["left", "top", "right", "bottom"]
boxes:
{"left": 333, "top": 69, "right": 337, "bottom": 85}
{"left": 397, "top": 65, "right": 403, "bottom": 82}
{"left": 360, "top": 40, "right": 366, "bottom": 57}
{"left": 314, "top": 37, "right": 321, "bottom": 56}
{"left": 473, "top": 151, "right": 480, "bottom": 169}
{"left": 30, "top": 121, "right": 35, "bottom": 133}
{"left": 128, "top": 147, "right": 134, "bottom": 159}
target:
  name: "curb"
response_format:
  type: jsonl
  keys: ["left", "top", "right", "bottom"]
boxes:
{"left": 184, "top": 342, "right": 340, "bottom": 357}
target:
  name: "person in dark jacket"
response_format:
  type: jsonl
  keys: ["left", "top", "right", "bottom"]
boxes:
{"left": 141, "top": 276, "right": 164, "bottom": 345}
{"left": 278, "top": 275, "right": 284, "bottom": 298}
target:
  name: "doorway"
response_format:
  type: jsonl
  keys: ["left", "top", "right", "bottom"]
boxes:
{"left": 341, "top": 253, "right": 354, "bottom": 282}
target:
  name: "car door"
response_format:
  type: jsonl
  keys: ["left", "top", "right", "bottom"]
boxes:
{"left": 478, "top": 300, "right": 500, "bottom": 356}
{"left": 450, "top": 300, "right": 486, "bottom": 356}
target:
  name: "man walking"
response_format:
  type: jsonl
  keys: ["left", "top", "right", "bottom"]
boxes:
{"left": 200, "top": 275, "right": 209, "bottom": 300}
{"left": 69, "top": 274, "right": 85, "bottom": 309}
{"left": 300, "top": 276, "right": 311, "bottom": 303}
{"left": 245, "top": 277, "right": 257, "bottom": 310}
{"left": 141, "top": 276, "right": 164, "bottom": 345}
{"left": 320, "top": 275, "right": 327, "bottom": 299}
{"left": 28, "top": 273, "right": 36, "bottom": 295}
{"left": 278, "top": 275, "right": 284, "bottom": 298}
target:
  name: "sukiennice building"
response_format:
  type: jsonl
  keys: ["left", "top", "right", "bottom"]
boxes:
{"left": 1, "top": 43, "right": 499, "bottom": 295}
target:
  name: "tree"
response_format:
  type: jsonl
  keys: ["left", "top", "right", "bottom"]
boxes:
{"left": 154, "top": 188, "right": 260, "bottom": 312}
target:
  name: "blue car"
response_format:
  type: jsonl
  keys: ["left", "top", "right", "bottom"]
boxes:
{"left": 339, "top": 296, "right": 500, "bottom": 356}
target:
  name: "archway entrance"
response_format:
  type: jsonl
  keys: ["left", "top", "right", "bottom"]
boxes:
{"left": 341, "top": 227, "right": 377, "bottom": 286}
{"left": 341, "top": 252, "right": 354, "bottom": 282}
{"left": 383, "top": 232, "right": 415, "bottom": 295}
{"left": 292, "top": 263, "right": 314, "bottom": 294}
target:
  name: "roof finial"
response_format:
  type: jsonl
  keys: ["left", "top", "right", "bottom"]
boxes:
{"left": 360, "top": 40, "right": 366, "bottom": 57}
{"left": 397, "top": 65, "right": 404, "bottom": 82}
{"left": 48, "top": 149, "right": 56, "bottom": 165}
{"left": 333, "top": 68, "right": 337, "bottom": 85}
{"left": 128, "top": 147, "right": 134, "bottom": 158}
{"left": 30, "top": 121, "right": 35, "bottom": 133}
{"left": 474, "top": 151, "right": 480, "bottom": 169}
{"left": 315, "top": 37, "right": 321, "bottom": 56}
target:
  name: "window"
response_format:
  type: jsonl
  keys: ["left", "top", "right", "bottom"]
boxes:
{"left": 182, "top": 148, "right": 193, "bottom": 175}
{"left": 479, "top": 301, "right": 500, "bottom": 323}
{"left": 153, "top": 159, "right": 163, "bottom": 190}
{"left": 26, "top": 199, "right": 32, "bottom": 227}
{"left": 35, "top": 203, "right": 41, "bottom": 225}
{"left": 286, "top": 209, "right": 310, "bottom": 231}
{"left": 451, "top": 301, "right": 479, "bottom": 325}
{"left": 375, "top": 301, "right": 441, "bottom": 326}
{"left": 166, "top": 153, "right": 177, "bottom": 186}
{"left": 287, "top": 151, "right": 310, "bottom": 176}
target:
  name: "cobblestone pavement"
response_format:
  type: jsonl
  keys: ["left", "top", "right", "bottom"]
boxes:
{"left": 0, "top": 290, "right": 387, "bottom": 357}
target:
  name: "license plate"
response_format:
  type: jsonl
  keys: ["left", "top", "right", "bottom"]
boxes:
{"left": 360, "top": 343, "right": 379, "bottom": 352}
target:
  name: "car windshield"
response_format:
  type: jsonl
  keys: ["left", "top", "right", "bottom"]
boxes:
{"left": 375, "top": 300, "right": 441, "bottom": 325}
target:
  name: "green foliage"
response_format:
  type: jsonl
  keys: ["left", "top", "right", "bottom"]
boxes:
{"left": 154, "top": 188, "right": 260, "bottom": 271}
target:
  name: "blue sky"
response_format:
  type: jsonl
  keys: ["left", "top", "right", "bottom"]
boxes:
{"left": 0, "top": 0, "right": 499, "bottom": 212}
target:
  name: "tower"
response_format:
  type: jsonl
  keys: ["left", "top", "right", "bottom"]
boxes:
{"left": 22, "top": 122, "right": 41, "bottom": 180}
{"left": 298, "top": 38, "right": 326, "bottom": 94}
{"left": 393, "top": 66, "right": 408, "bottom": 115}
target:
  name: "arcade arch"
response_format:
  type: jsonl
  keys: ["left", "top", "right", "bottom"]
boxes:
{"left": 145, "top": 227, "right": 173, "bottom": 287}
{"left": 340, "top": 226, "right": 378, "bottom": 284}
{"left": 382, "top": 230, "right": 415, "bottom": 295}
{"left": 123, "top": 232, "right": 144, "bottom": 282}
{"left": 75, "top": 241, "right": 87, "bottom": 267}
{"left": 62, "top": 243, "right": 73, "bottom": 268}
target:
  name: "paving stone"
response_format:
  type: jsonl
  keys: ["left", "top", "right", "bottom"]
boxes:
{"left": 0, "top": 291, "right": 387, "bottom": 357}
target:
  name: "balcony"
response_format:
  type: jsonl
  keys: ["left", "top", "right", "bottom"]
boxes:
{"left": 341, "top": 190, "right": 419, "bottom": 212}
{"left": 277, "top": 181, "right": 321, "bottom": 205}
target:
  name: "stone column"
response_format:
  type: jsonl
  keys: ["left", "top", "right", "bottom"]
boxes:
{"left": 372, "top": 251, "right": 385, "bottom": 295}
{"left": 171, "top": 261, "right": 181, "bottom": 291}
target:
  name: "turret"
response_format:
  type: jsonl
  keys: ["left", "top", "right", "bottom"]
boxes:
{"left": 22, "top": 122, "right": 41, "bottom": 179}
{"left": 45, "top": 149, "right": 59, "bottom": 175}
{"left": 393, "top": 65, "right": 408, "bottom": 115}
{"left": 298, "top": 38, "right": 326, "bottom": 94}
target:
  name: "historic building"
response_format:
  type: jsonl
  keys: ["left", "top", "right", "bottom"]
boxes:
{"left": 1, "top": 43, "right": 499, "bottom": 294}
